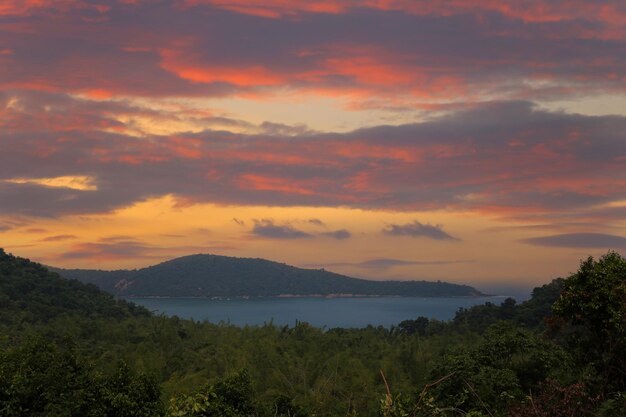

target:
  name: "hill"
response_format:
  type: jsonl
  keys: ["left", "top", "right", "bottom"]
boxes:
{"left": 0, "top": 249, "right": 149, "bottom": 328}
{"left": 54, "top": 254, "right": 485, "bottom": 298}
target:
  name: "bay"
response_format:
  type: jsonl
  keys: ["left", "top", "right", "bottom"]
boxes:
{"left": 129, "top": 296, "right": 513, "bottom": 328}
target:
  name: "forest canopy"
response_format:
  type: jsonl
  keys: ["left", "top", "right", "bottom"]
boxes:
{"left": 1, "top": 248, "right": 625, "bottom": 416}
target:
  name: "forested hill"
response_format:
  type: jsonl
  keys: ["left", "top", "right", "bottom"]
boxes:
{"left": 0, "top": 248, "right": 149, "bottom": 327}
{"left": 54, "top": 254, "right": 485, "bottom": 298}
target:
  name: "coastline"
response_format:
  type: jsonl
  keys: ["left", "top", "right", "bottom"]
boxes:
{"left": 120, "top": 293, "right": 497, "bottom": 300}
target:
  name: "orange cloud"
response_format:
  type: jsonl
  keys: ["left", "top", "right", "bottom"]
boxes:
{"left": 182, "top": 0, "right": 347, "bottom": 18}
{"left": 238, "top": 174, "right": 316, "bottom": 196}
{"left": 1, "top": 1, "right": 622, "bottom": 107}
{"left": 160, "top": 50, "right": 284, "bottom": 87}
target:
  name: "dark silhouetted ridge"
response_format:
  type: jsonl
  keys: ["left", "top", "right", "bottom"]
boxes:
{"left": 54, "top": 253, "right": 485, "bottom": 298}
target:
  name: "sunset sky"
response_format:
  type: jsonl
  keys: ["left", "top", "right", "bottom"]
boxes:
{"left": 1, "top": 0, "right": 626, "bottom": 292}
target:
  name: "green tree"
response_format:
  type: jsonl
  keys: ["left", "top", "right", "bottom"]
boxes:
{"left": 91, "top": 361, "right": 163, "bottom": 417}
{"left": 551, "top": 251, "right": 626, "bottom": 394}
{"left": 428, "top": 323, "right": 568, "bottom": 416}
{"left": 167, "top": 370, "right": 259, "bottom": 417}
{"left": 0, "top": 337, "right": 163, "bottom": 417}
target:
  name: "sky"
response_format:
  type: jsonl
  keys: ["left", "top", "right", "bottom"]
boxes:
{"left": 1, "top": 0, "right": 626, "bottom": 292}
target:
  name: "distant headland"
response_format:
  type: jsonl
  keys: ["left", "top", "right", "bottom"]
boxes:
{"left": 52, "top": 254, "right": 486, "bottom": 298}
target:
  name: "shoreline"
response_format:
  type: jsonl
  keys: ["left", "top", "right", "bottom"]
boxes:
{"left": 120, "top": 293, "right": 498, "bottom": 300}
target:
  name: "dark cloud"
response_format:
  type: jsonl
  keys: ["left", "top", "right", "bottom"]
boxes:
{"left": 0, "top": 181, "right": 137, "bottom": 217}
{"left": 1, "top": 95, "right": 626, "bottom": 224}
{"left": 98, "top": 235, "right": 136, "bottom": 243}
{"left": 251, "top": 219, "right": 312, "bottom": 239}
{"left": 305, "top": 258, "right": 470, "bottom": 270}
{"left": 54, "top": 240, "right": 230, "bottom": 263}
{"left": 322, "top": 229, "right": 351, "bottom": 240}
{"left": 383, "top": 221, "right": 459, "bottom": 241}
{"left": 483, "top": 221, "right": 623, "bottom": 233}
{"left": 249, "top": 219, "right": 348, "bottom": 239}
{"left": 0, "top": 218, "right": 31, "bottom": 232}
{"left": 57, "top": 241, "right": 157, "bottom": 261}
{"left": 39, "top": 234, "right": 77, "bottom": 242}
{"left": 358, "top": 259, "right": 440, "bottom": 268}
{"left": 25, "top": 228, "right": 48, "bottom": 233}
{"left": 522, "top": 233, "right": 626, "bottom": 249}
{"left": 513, "top": 206, "right": 626, "bottom": 224}
{"left": 259, "top": 122, "right": 314, "bottom": 136}
{"left": 0, "top": 1, "right": 624, "bottom": 102}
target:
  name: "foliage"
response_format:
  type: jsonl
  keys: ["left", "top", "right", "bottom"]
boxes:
{"left": 0, "top": 248, "right": 149, "bottom": 329}
{"left": 596, "top": 392, "right": 626, "bottom": 417}
{"left": 551, "top": 251, "right": 626, "bottom": 394}
{"left": 508, "top": 379, "right": 599, "bottom": 417}
{"left": 396, "top": 317, "right": 430, "bottom": 336}
{"left": 2, "top": 248, "right": 626, "bottom": 417}
{"left": 427, "top": 323, "right": 570, "bottom": 415}
{"left": 1, "top": 247, "right": 469, "bottom": 416}
{"left": 167, "top": 370, "right": 259, "bottom": 417}
{"left": 515, "top": 278, "right": 565, "bottom": 328}
{"left": 0, "top": 336, "right": 163, "bottom": 417}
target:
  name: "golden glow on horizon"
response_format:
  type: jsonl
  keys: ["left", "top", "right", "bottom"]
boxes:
{"left": 2, "top": 195, "right": 620, "bottom": 289}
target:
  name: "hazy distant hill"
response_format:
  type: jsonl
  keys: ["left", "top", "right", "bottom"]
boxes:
{"left": 53, "top": 254, "right": 485, "bottom": 298}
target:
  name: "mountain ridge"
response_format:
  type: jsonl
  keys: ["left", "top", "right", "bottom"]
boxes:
{"left": 53, "top": 253, "right": 487, "bottom": 298}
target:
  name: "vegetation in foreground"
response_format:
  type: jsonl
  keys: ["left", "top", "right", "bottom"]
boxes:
{"left": 1, "top": 248, "right": 625, "bottom": 416}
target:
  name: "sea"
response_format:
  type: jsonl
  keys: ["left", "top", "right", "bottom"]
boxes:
{"left": 129, "top": 295, "right": 526, "bottom": 328}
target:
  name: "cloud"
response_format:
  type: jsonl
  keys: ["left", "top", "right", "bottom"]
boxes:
{"left": 251, "top": 219, "right": 312, "bottom": 239}
{"left": 249, "top": 219, "right": 348, "bottom": 239}
{"left": 53, "top": 239, "right": 232, "bottom": 263}
{"left": 305, "top": 258, "right": 470, "bottom": 270}
{"left": 0, "top": 218, "right": 31, "bottom": 232}
{"left": 232, "top": 218, "right": 245, "bottom": 226}
{"left": 24, "top": 228, "right": 48, "bottom": 233}
{"left": 322, "top": 229, "right": 351, "bottom": 239}
{"left": 357, "top": 259, "right": 439, "bottom": 268}
{"left": 383, "top": 221, "right": 459, "bottom": 241}
{"left": 0, "top": 1, "right": 624, "bottom": 104}
{"left": 522, "top": 233, "right": 626, "bottom": 249}
{"left": 39, "top": 234, "right": 77, "bottom": 242}
{"left": 57, "top": 241, "right": 158, "bottom": 261}
{"left": 98, "top": 235, "right": 136, "bottom": 243}
{"left": 194, "top": 0, "right": 626, "bottom": 32}
{"left": 1, "top": 96, "right": 626, "bottom": 226}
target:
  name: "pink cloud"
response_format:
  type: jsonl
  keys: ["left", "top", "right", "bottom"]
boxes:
{"left": 2, "top": 94, "right": 626, "bottom": 225}
{"left": 0, "top": 1, "right": 623, "bottom": 103}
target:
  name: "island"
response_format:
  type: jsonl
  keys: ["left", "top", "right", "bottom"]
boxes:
{"left": 53, "top": 254, "right": 485, "bottom": 298}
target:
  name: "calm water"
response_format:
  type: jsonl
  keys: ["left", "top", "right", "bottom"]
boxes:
{"left": 129, "top": 296, "right": 511, "bottom": 328}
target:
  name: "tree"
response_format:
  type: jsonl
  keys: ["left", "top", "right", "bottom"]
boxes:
{"left": 427, "top": 323, "right": 568, "bottom": 415}
{"left": 551, "top": 251, "right": 626, "bottom": 394}
{"left": 167, "top": 370, "right": 259, "bottom": 417}
{"left": 0, "top": 337, "right": 163, "bottom": 417}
